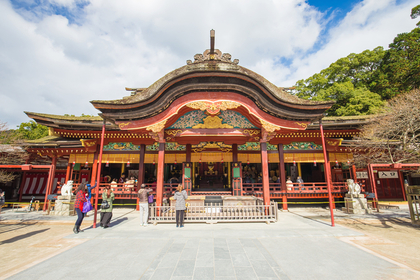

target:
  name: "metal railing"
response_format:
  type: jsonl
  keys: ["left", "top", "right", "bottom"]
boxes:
{"left": 149, "top": 201, "right": 278, "bottom": 224}
{"left": 406, "top": 185, "right": 420, "bottom": 226}
{"left": 59, "top": 182, "right": 350, "bottom": 200}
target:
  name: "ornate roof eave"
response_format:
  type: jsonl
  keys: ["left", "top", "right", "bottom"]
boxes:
{"left": 25, "top": 112, "right": 118, "bottom": 131}
{"left": 91, "top": 61, "right": 334, "bottom": 113}
{"left": 90, "top": 33, "right": 334, "bottom": 123}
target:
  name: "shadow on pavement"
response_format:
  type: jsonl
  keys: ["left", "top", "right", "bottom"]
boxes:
{"left": 0, "top": 228, "right": 50, "bottom": 244}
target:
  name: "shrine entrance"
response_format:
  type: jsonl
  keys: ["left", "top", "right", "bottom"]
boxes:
{"left": 193, "top": 162, "right": 230, "bottom": 191}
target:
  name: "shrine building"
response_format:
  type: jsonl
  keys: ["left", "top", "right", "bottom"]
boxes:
{"left": 12, "top": 31, "right": 410, "bottom": 208}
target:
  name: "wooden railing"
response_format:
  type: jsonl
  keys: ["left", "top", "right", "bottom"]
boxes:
{"left": 61, "top": 181, "right": 352, "bottom": 200}
{"left": 149, "top": 202, "right": 278, "bottom": 224}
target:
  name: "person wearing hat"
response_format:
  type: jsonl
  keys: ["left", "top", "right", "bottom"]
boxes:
{"left": 137, "top": 184, "right": 152, "bottom": 226}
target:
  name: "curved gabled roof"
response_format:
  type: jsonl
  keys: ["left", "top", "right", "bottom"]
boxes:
{"left": 91, "top": 49, "right": 334, "bottom": 123}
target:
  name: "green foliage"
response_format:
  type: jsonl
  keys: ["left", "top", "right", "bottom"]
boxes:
{"left": 374, "top": 28, "right": 420, "bottom": 98}
{"left": 411, "top": 4, "right": 420, "bottom": 26}
{"left": 293, "top": 47, "right": 386, "bottom": 116}
{"left": 15, "top": 121, "right": 48, "bottom": 140}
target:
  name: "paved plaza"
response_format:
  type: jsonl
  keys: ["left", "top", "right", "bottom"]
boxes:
{"left": 3, "top": 207, "right": 419, "bottom": 280}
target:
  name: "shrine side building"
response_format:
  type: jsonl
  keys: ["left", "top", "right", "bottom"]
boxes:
{"left": 10, "top": 35, "right": 410, "bottom": 207}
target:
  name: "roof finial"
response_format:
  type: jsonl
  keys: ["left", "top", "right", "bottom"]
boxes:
{"left": 210, "top": 29, "right": 215, "bottom": 60}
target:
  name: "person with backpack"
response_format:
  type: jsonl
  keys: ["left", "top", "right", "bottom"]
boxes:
{"left": 137, "top": 184, "right": 152, "bottom": 227}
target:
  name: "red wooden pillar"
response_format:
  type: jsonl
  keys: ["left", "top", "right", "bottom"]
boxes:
{"left": 136, "top": 144, "right": 146, "bottom": 210}
{"left": 156, "top": 142, "right": 165, "bottom": 207}
{"left": 65, "top": 163, "right": 72, "bottom": 183}
{"left": 320, "top": 120, "right": 335, "bottom": 226}
{"left": 43, "top": 155, "right": 56, "bottom": 211}
{"left": 18, "top": 171, "right": 27, "bottom": 202}
{"left": 278, "top": 144, "right": 287, "bottom": 210}
{"left": 232, "top": 144, "right": 238, "bottom": 162}
{"left": 398, "top": 170, "right": 407, "bottom": 201}
{"left": 352, "top": 165, "right": 357, "bottom": 183}
{"left": 260, "top": 141, "right": 270, "bottom": 206}
{"left": 186, "top": 144, "right": 191, "bottom": 162}
{"left": 93, "top": 121, "right": 106, "bottom": 228}
{"left": 367, "top": 164, "right": 379, "bottom": 212}
{"left": 90, "top": 153, "right": 99, "bottom": 203}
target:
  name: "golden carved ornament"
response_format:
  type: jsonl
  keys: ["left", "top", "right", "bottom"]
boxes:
{"left": 192, "top": 116, "right": 233, "bottom": 129}
{"left": 165, "top": 130, "right": 183, "bottom": 136}
{"left": 146, "top": 120, "right": 167, "bottom": 133}
{"left": 295, "top": 122, "right": 308, "bottom": 129}
{"left": 260, "top": 119, "right": 281, "bottom": 133}
{"left": 119, "top": 122, "right": 131, "bottom": 129}
{"left": 243, "top": 129, "right": 260, "bottom": 136}
{"left": 186, "top": 101, "right": 241, "bottom": 114}
{"left": 80, "top": 139, "right": 97, "bottom": 148}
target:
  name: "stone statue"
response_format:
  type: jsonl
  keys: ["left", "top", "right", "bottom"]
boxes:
{"left": 347, "top": 179, "right": 361, "bottom": 197}
{"left": 61, "top": 180, "right": 74, "bottom": 196}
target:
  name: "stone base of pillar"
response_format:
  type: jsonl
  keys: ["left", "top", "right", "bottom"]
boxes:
{"left": 52, "top": 195, "right": 76, "bottom": 216}
{"left": 342, "top": 194, "right": 372, "bottom": 214}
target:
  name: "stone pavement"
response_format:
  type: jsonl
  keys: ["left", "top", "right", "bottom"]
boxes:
{"left": 4, "top": 207, "right": 419, "bottom": 280}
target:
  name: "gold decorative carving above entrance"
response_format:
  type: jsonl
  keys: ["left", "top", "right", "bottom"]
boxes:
{"left": 260, "top": 119, "right": 281, "bottom": 133}
{"left": 192, "top": 116, "right": 233, "bottom": 129}
{"left": 146, "top": 119, "right": 167, "bottom": 133}
{"left": 192, "top": 142, "right": 232, "bottom": 153}
{"left": 186, "top": 101, "right": 241, "bottom": 115}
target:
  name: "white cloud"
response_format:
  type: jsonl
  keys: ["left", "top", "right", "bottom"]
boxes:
{"left": 0, "top": 0, "right": 418, "bottom": 127}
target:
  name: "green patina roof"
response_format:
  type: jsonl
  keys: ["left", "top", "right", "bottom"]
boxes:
{"left": 25, "top": 112, "right": 103, "bottom": 121}
{"left": 25, "top": 136, "right": 63, "bottom": 143}
{"left": 322, "top": 115, "right": 377, "bottom": 121}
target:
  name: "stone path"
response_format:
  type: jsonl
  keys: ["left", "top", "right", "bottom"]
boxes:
{"left": 6, "top": 210, "right": 419, "bottom": 280}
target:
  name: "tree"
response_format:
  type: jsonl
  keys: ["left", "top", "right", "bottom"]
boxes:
{"left": 411, "top": 4, "right": 420, "bottom": 26}
{"left": 0, "top": 121, "right": 28, "bottom": 184}
{"left": 293, "top": 47, "right": 386, "bottom": 116}
{"left": 374, "top": 28, "right": 420, "bottom": 98}
{"left": 351, "top": 89, "right": 420, "bottom": 167}
{"left": 15, "top": 120, "right": 48, "bottom": 140}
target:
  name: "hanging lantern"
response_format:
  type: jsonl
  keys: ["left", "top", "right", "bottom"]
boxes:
{"left": 85, "top": 161, "right": 88, "bottom": 168}
{"left": 153, "top": 155, "right": 155, "bottom": 165}
{"left": 314, "top": 160, "right": 317, "bottom": 167}
{"left": 73, "top": 161, "right": 75, "bottom": 166}
{"left": 106, "top": 161, "right": 109, "bottom": 167}
{"left": 247, "top": 154, "right": 250, "bottom": 165}
{"left": 127, "top": 160, "right": 130, "bottom": 167}
{"left": 221, "top": 154, "right": 224, "bottom": 163}
{"left": 335, "top": 160, "right": 339, "bottom": 167}
{"left": 293, "top": 160, "right": 296, "bottom": 166}
{"left": 174, "top": 154, "right": 177, "bottom": 165}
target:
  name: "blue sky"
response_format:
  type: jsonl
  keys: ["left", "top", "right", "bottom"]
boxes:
{"left": 1, "top": 0, "right": 418, "bottom": 127}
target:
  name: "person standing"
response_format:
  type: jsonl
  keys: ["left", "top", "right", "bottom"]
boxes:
{"left": 138, "top": 184, "right": 152, "bottom": 226}
{"left": 73, "top": 183, "right": 87, "bottom": 234}
{"left": 0, "top": 189, "right": 5, "bottom": 214}
{"left": 173, "top": 184, "right": 188, "bottom": 228}
{"left": 100, "top": 186, "right": 115, "bottom": 228}
{"left": 86, "top": 182, "right": 97, "bottom": 200}
{"left": 297, "top": 176, "right": 304, "bottom": 190}
{"left": 286, "top": 177, "right": 293, "bottom": 191}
